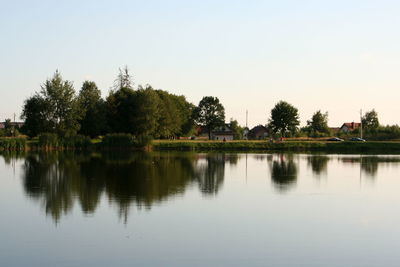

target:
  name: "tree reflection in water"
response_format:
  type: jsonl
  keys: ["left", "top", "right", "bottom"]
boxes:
{"left": 269, "top": 154, "right": 298, "bottom": 193}
{"left": 307, "top": 155, "right": 329, "bottom": 176}
{"left": 18, "top": 152, "right": 233, "bottom": 223}
{"left": 340, "top": 156, "right": 400, "bottom": 178}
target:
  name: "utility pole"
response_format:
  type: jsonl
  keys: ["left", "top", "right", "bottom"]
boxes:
{"left": 246, "top": 110, "right": 248, "bottom": 128}
{"left": 360, "top": 109, "right": 363, "bottom": 139}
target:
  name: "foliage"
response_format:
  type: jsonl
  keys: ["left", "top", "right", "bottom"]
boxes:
{"left": 0, "top": 118, "right": 18, "bottom": 137}
{"left": 229, "top": 119, "right": 244, "bottom": 140}
{"left": 19, "top": 68, "right": 223, "bottom": 141}
{"left": 0, "top": 138, "right": 27, "bottom": 151}
{"left": 362, "top": 109, "right": 380, "bottom": 132}
{"left": 38, "top": 133, "right": 59, "bottom": 148}
{"left": 62, "top": 135, "right": 92, "bottom": 149}
{"left": 78, "top": 81, "right": 107, "bottom": 137}
{"left": 106, "top": 82, "right": 194, "bottom": 139}
{"left": 363, "top": 125, "right": 400, "bottom": 140}
{"left": 21, "top": 95, "right": 51, "bottom": 137}
{"left": 106, "top": 87, "right": 136, "bottom": 133}
{"left": 153, "top": 140, "right": 400, "bottom": 153}
{"left": 130, "top": 86, "right": 160, "bottom": 138}
{"left": 194, "top": 96, "right": 225, "bottom": 139}
{"left": 268, "top": 101, "right": 300, "bottom": 137}
{"left": 21, "top": 71, "right": 82, "bottom": 137}
{"left": 306, "top": 110, "right": 330, "bottom": 137}
{"left": 38, "top": 133, "right": 91, "bottom": 149}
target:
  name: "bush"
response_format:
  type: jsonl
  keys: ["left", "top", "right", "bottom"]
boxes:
{"left": 62, "top": 135, "right": 92, "bottom": 149}
{"left": 0, "top": 138, "right": 27, "bottom": 151}
{"left": 38, "top": 133, "right": 92, "bottom": 149}
{"left": 38, "top": 133, "right": 59, "bottom": 148}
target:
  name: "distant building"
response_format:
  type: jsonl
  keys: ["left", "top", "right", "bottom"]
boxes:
{"left": 194, "top": 124, "right": 234, "bottom": 140}
{"left": 340, "top": 122, "right": 360, "bottom": 133}
{"left": 0, "top": 122, "right": 24, "bottom": 129}
{"left": 247, "top": 125, "right": 269, "bottom": 140}
{"left": 211, "top": 124, "right": 234, "bottom": 141}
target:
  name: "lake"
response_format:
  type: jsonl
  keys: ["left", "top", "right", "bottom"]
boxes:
{"left": 1, "top": 151, "right": 400, "bottom": 266}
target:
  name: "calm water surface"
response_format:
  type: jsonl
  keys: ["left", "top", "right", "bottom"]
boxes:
{"left": 1, "top": 151, "right": 400, "bottom": 266}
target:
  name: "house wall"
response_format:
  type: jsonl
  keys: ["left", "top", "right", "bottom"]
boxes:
{"left": 212, "top": 135, "right": 233, "bottom": 141}
{"left": 340, "top": 126, "right": 349, "bottom": 133}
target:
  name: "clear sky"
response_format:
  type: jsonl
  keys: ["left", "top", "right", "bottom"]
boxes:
{"left": 1, "top": 0, "right": 400, "bottom": 128}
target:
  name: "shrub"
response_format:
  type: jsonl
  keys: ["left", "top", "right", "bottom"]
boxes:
{"left": 62, "top": 135, "right": 92, "bottom": 149}
{"left": 0, "top": 138, "right": 27, "bottom": 151}
{"left": 38, "top": 133, "right": 59, "bottom": 148}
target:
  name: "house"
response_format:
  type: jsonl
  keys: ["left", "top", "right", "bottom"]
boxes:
{"left": 0, "top": 122, "right": 24, "bottom": 129}
{"left": 211, "top": 124, "right": 234, "bottom": 141}
{"left": 247, "top": 125, "right": 269, "bottom": 140}
{"left": 194, "top": 124, "right": 234, "bottom": 140}
{"left": 340, "top": 122, "right": 360, "bottom": 133}
{"left": 194, "top": 126, "right": 209, "bottom": 139}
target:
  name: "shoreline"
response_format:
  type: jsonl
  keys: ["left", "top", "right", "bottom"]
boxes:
{"left": 152, "top": 140, "right": 400, "bottom": 153}
{"left": 3, "top": 139, "right": 400, "bottom": 154}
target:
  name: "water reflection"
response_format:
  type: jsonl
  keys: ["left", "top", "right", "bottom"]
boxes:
{"left": 307, "top": 155, "right": 329, "bottom": 176}
{"left": 17, "top": 152, "right": 236, "bottom": 223}
{"left": 269, "top": 154, "right": 298, "bottom": 192}
{"left": 5, "top": 152, "right": 400, "bottom": 223}
{"left": 194, "top": 154, "right": 226, "bottom": 195}
{"left": 340, "top": 156, "right": 400, "bottom": 178}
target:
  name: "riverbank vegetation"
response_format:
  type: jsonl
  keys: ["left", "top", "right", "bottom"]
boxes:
{"left": 3, "top": 67, "right": 400, "bottom": 152}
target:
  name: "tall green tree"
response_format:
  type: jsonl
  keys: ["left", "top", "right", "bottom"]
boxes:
{"left": 194, "top": 96, "right": 225, "bottom": 139}
{"left": 155, "top": 89, "right": 180, "bottom": 138}
{"left": 307, "top": 110, "right": 330, "bottom": 137}
{"left": 21, "top": 95, "right": 51, "bottom": 137}
{"left": 172, "top": 95, "right": 195, "bottom": 137}
{"left": 78, "top": 81, "right": 106, "bottom": 137}
{"left": 268, "top": 101, "right": 300, "bottom": 137}
{"left": 106, "top": 87, "right": 136, "bottom": 133}
{"left": 130, "top": 86, "right": 161, "bottom": 138}
{"left": 362, "top": 109, "right": 379, "bottom": 131}
{"left": 21, "top": 71, "right": 81, "bottom": 137}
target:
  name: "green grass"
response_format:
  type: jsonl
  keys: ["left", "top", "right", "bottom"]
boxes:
{"left": 0, "top": 137, "right": 27, "bottom": 151}
{"left": 3, "top": 137, "right": 400, "bottom": 153}
{"left": 152, "top": 140, "right": 400, "bottom": 153}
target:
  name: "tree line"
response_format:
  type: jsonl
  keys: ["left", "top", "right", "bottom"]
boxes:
{"left": 2, "top": 67, "right": 398, "bottom": 140}
{"left": 16, "top": 67, "right": 246, "bottom": 140}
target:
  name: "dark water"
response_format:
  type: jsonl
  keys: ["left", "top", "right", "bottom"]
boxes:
{"left": 1, "top": 151, "right": 400, "bottom": 267}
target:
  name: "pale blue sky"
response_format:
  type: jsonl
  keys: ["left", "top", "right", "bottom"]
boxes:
{"left": 1, "top": 0, "right": 400, "bottom": 127}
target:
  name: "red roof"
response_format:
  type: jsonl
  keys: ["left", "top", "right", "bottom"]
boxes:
{"left": 341, "top": 122, "right": 361, "bottom": 131}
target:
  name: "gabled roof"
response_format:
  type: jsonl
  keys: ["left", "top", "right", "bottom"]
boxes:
{"left": 340, "top": 122, "right": 361, "bottom": 130}
{"left": 249, "top": 125, "right": 268, "bottom": 134}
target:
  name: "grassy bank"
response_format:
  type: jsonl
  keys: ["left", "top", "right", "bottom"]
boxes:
{"left": 0, "top": 138, "right": 27, "bottom": 151}
{"left": 153, "top": 140, "right": 400, "bottom": 153}
{"left": 4, "top": 137, "right": 400, "bottom": 154}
